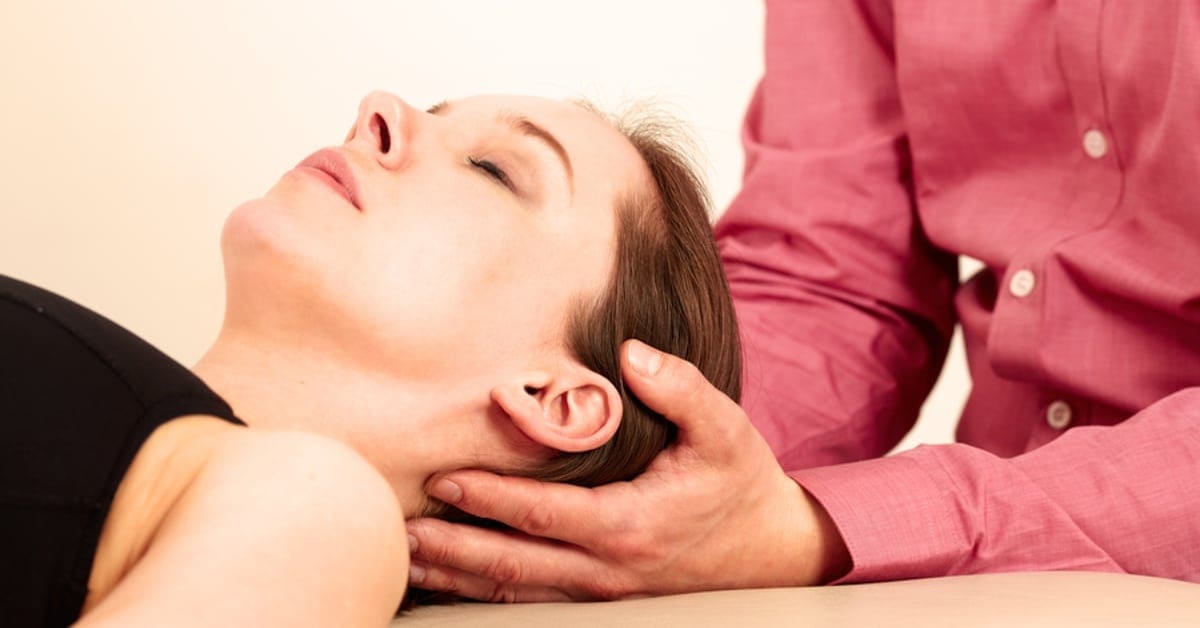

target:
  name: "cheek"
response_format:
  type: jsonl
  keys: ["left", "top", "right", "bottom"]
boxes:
{"left": 347, "top": 214, "right": 560, "bottom": 374}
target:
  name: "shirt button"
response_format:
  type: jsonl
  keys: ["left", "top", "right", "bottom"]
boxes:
{"left": 1046, "top": 400, "right": 1073, "bottom": 430}
{"left": 1082, "top": 129, "right": 1108, "bottom": 159}
{"left": 1008, "top": 269, "right": 1036, "bottom": 298}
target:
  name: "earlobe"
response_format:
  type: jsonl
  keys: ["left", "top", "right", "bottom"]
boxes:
{"left": 491, "top": 368, "right": 623, "bottom": 453}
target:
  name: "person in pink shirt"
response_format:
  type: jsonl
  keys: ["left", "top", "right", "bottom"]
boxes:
{"left": 405, "top": 1, "right": 1200, "bottom": 598}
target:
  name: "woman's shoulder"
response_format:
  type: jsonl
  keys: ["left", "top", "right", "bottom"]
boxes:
{"left": 82, "top": 419, "right": 408, "bottom": 624}
{"left": 86, "top": 415, "right": 243, "bottom": 610}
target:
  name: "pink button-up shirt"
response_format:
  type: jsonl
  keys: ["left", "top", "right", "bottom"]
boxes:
{"left": 716, "top": 0, "right": 1200, "bottom": 582}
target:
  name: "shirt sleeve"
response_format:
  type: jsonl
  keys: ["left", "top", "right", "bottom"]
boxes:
{"left": 715, "top": 0, "right": 958, "bottom": 469}
{"left": 795, "top": 387, "right": 1200, "bottom": 582}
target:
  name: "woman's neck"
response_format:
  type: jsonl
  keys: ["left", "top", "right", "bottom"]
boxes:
{"left": 192, "top": 328, "right": 461, "bottom": 516}
{"left": 192, "top": 330, "right": 352, "bottom": 431}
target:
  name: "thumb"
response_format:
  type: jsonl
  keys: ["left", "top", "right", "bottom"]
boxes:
{"left": 620, "top": 339, "right": 743, "bottom": 445}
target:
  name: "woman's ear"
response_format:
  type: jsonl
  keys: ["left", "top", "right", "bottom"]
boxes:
{"left": 491, "top": 364, "right": 622, "bottom": 453}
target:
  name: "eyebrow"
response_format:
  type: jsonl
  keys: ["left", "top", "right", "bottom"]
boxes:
{"left": 427, "top": 100, "right": 575, "bottom": 194}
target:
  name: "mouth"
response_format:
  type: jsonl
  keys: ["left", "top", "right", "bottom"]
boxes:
{"left": 295, "top": 148, "right": 363, "bottom": 212}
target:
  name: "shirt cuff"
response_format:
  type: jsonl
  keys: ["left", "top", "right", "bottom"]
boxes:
{"left": 790, "top": 448, "right": 970, "bottom": 583}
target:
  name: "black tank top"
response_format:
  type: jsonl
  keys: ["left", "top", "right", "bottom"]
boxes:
{"left": 0, "top": 275, "right": 244, "bottom": 627}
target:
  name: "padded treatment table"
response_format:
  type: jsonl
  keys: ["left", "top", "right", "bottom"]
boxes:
{"left": 397, "top": 571, "right": 1200, "bottom": 627}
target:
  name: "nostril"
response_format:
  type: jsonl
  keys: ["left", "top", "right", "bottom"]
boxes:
{"left": 372, "top": 113, "right": 391, "bottom": 153}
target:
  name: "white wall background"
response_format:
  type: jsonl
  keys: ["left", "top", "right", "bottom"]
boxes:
{"left": 0, "top": 0, "right": 967, "bottom": 452}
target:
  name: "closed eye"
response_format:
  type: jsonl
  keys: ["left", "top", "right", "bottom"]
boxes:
{"left": 468, "top": 157, "right": 512, "bottom": 190}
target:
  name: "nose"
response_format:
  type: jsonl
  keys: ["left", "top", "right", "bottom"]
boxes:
{"left": 345, "top": 91, "right": 414, "bottom": 170}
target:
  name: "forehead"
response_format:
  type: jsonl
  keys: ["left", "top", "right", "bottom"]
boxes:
{"left": 448, "top": 94, "right": 650, "bottom": 204}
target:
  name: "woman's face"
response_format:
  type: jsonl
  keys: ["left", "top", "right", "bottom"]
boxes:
{"left": 220, "top": 92, "right": 647, "bottom": 384}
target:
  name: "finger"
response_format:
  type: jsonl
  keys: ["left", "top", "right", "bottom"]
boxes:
{"left": 406, "top": 517, "right": 618, "bottom": 596}
{"left": 409, "top": 560, "right": 573, "bottom": 603}
{"left": 423, "top": 470, "right": 627, "bottom": 548}
{"left": 620, "top": 339, "right": 744, "bottom": 445}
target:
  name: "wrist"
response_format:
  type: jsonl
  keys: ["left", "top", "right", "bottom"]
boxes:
{"left": 743, "top": 472, "right": 850, "bottom": 588}
{"left": 800, "top": 486, "right": 851, "bottom": 583}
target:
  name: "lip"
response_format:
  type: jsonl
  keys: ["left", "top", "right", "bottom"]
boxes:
{"left": 294, "top": 148, "right": 363, "bottom": 211}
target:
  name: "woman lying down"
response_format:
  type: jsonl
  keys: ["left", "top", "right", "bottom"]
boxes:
{"left": 0, "top": 91, "right": 741, "bottom": 626}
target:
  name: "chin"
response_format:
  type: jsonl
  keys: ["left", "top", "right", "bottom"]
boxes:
{"left": 217, "top": 200, "right": 394, "bottom": 361}
{"left": 227, "top": 186, "right": 359, "bottom": 271}
{"left": 219, "top": 198, "right": 335, "bottom": 325}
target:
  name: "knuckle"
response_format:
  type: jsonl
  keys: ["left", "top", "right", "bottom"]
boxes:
{"left": 481, "top": 554, "right": 525, "bottom": 586}
{"left": 418, "top": 533, "right": 457, "bottom": 566}
{"left": 603, "top": 526, "right": 642, "bottom": 558}
{"left": 604, "top": 517, "right": 670, "bottom": 568}
{"left": 514, "top": 499, "right": 555, "bottom": 535}
{"left": 427, "top": 569, "right": 489, "bottom": 603}
{"left": 604, "top": 511, "right": 649, "bottom": 554}
{"left": 709, "top": 411, "right": 746, "bottom": 444}
{"left": 486, "top": 583, "right": 519, "bottom": 603}
{"left": 431, "top": 570, "right": 462, "bottom": 595}
{"left": 587, "top": 574, "right": 631, "bottom": 601}
{"left": 670, "top": 361, "right": 727, "bottom": 415}
{"left": 668, "top": 357, "right": 706, "bottom": 394}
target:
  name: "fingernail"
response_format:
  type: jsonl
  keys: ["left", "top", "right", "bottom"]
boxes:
{"left": 430, "top": 478, "right": 463, "bottom": 504}
{"left": 409, "top": 563, "right": 426, "bottom": 584}
{"left": 407, "top": 533, "right": 419, "bottom": 553}
{"left": 627, "top": 340, "right": 663, "bottom": 377}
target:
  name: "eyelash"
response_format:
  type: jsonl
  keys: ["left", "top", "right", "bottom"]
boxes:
{"left": 468, "top": 157, "right": 512, "bottom": 190}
